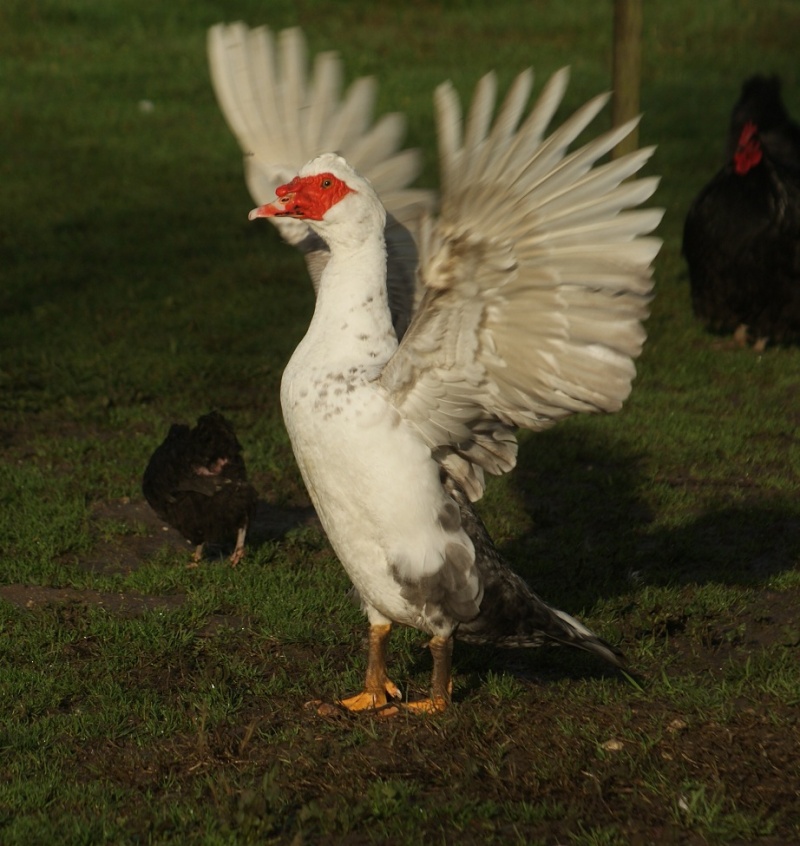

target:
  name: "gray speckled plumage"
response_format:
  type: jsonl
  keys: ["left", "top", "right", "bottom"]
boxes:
{"left": 445, "top": 477, "right": 623, "bottom": 666}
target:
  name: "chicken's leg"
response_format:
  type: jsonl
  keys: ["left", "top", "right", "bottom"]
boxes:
{"left": 187, "top": 543, "right": 204, "bottom": 569}
{"left": 229, "top": 523, "right": 248, "bottom": 566}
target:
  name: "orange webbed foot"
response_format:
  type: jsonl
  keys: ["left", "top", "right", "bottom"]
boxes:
{"left": 337, "top": 679, "right": 402, "bottom": 716}
{"left": 312, "top": 628, "right": 454, "bottom": 718}
{"left": 339, "top": 682, "right": 401, "bottom": 711}
{"left": 402, "top": 695, "right": 449, "bottom": 714}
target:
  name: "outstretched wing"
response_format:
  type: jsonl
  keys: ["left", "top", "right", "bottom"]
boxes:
{"left": 207, "top": 22, "right": 434, "bottom": 336}
{"left": 379, "top": 68, "right": 663, "bottom": 500}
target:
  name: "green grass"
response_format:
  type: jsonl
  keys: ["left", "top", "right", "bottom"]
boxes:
{"left": 2, "top": 0, "right": 800, "bottom": 843}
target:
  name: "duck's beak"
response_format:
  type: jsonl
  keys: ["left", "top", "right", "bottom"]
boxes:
{"left": 248, "top": 193, "right": 296, "bottom": 219}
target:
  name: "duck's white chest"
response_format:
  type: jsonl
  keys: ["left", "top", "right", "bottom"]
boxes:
{"left": 280, "top": 354, "right": 433, "bottom": 536}
{"left": 279, "top": 352, "right": 458, "bottom": 630}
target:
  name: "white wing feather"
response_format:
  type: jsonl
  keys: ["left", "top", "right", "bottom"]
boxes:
{"left": 210, "top": 27, "right": 662, "bottom": 500}
{"left": 380, "top": 68, "right": 663, "bottom": 500}
{"left": 207, "top": 22, "right": 432, "bottom": 226}
{"left": 207, "top": 22, "right": 434, "bottom": 335}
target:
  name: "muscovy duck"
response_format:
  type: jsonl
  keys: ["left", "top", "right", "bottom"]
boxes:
{"left": 242, "top": 61, "right": 661, "bottom": 712}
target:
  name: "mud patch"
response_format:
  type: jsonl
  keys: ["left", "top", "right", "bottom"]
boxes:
{"left": 0, "top": 583, "right": 186, "bottom": 617}
{"left": 75, "top": 496, "right": 319, "bottom": 574}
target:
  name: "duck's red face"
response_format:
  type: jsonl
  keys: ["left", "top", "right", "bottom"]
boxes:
{"left": 249, "top": 172, "right": 353, "bottom": 221}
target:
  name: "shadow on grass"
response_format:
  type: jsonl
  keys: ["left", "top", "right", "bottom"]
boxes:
{"left": 499, "top": 425, "right": 800, "bottom": 607}
{"left": 632, "top": 505, "right": 800, "bottom": 586}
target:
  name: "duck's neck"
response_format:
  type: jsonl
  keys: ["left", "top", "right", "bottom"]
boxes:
{"left": 305, "top": 231, "right": 398, "bottom": 370}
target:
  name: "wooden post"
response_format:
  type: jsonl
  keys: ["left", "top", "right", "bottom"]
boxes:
{"left": 611, "top": 0, "right": 643, "bottom": 159}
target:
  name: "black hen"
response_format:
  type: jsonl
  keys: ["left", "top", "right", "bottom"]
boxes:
{"left": 683, "top": 74, "right": 800, "bottom": 348}
{"left": 142, "top": 412, "right": 258, "bottom": 566}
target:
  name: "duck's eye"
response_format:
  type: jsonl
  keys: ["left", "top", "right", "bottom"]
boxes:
{"left": 321, "top": 178, "right": 332, "bottom": 189}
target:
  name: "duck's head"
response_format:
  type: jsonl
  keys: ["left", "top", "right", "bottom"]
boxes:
{"left": 249, "top": 153, "right": 385, "bottom": 236}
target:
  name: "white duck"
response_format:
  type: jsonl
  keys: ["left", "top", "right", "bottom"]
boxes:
{"left": 213, "top": 23, "right": 663, "bottom": 713}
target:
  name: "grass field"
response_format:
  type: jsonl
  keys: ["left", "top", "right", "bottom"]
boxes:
{"left": 2, "top": 0, "right": 800, "bottom": 843}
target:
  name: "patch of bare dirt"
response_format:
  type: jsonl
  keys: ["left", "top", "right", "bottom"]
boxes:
{"left": 75, "top": 495, "right": 319, "bottom": 574}
{"left": 3, "top": 494, "right": 317, "bottom": 622}
{"left": 0, "top": 583, "right": 186, "bottom": 616}
{"left": 80, "top": 497, "right": 190, "bottom": 574}
{"left": 63, "top": 658, "right": 800, "bottom": 846}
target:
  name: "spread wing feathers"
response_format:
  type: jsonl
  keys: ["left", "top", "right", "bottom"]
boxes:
{"left": 207, "top": 22, "right": 433, "bottom": 336}
{"left": 380, "top": 68, "right": 663, "bottom": 501}
{"left": 207, "top": 22, "right": 431, "bottom": 223}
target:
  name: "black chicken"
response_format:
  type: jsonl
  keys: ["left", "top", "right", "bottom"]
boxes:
{"left": 683, "top": 74, "right": 800, "bottom": 349}
{"left": 142, "top": 412, "right": 258, "bottom": 566}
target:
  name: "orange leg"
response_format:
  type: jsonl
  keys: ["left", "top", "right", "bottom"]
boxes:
{"left": 337, "top": 624, "right": 402, "bottom": 713}
{"left": 403, "top": 635, "right": 453, "bottom": 714}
